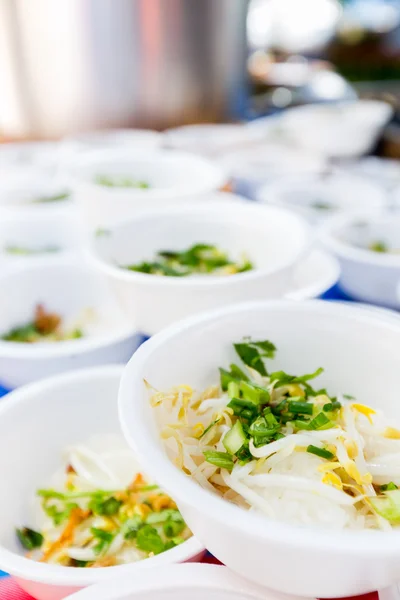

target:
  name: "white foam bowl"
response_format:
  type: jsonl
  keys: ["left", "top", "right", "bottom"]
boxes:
{"left": 0, "top": 142, "right": 63, "bottom": 170}
{"left": 0, "top": 367, "right": 204, "bottom": 600}
{"left": 219, "top": 143, "right": 327, "bottom": 199}
{"left": 257, "top": 172, "right": 387, "bottom": 224}
{"left": 285, "top": 249, "right": 340, "bottom": 299}
{"left": 320, "top": 211, "right": 400, "bottom": 307}
{"left": 86, "top": 201, "right": 310, "bottom": 335}
{"left": 65, "top": 564, "right": 298, "bottom": 600}
{"left": 71, "top": 149, "right": 228, "bottom": 230}
{"left": 0, "top": 213, "right": 83, "bottom": 266}
{"left": 119, "top": 300, "right": 400, "bottom": 598}
{"left": 61, "top": 129, "right": 163, "bottom": 165}
{"left": 280, "top": 100, "right": 393, "bottom": 158}
{"left": 337, "top": 157, "right": 400, "bottom": 192}
{"left": 0, "top": 166, "right": 74, "bottom": 218}
{"left": 163, "top": 123, "right": 264, "bottom": 157}
{"left": 0, "top": 260, "right": 141, "bottom": 388}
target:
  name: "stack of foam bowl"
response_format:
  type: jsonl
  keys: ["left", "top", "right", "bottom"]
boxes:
{"left": 119, "top": 300, "right": 400, "bottom": 599}
{"left": 0, "top": 367, "right": 204, "bottom": 600}
{"left": 70, "top": 149, "right": 229, "bottom": 231}
{"left": 320, "top": 211, "right": 400, "bottom": 307}
{"left": 256, "top": 170, "right": 388, "bottom": 224}
{"left": 0, "top": 260, "right": 140, "bottom": 388}
{"left": 86, "top": 200, "right": 311, "bottom": 335}
{"left": 219, "top": 142, "right": 327, "bottom": 199}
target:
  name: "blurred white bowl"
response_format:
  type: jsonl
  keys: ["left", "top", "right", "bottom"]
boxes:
{"left": 320, "top": 211, "right": 400, "bottom": 307}
{"left": 119, "top": 300, "right": 400, "bottom": 598}
{"left": 257, "top": 171, "right": 387, "bottom": 224}
{"left": 0, "top": 261, "right": 140, "bottom": 388}
{"left": 219, "top": 142, "right": 327, "bottom": 199}
{"left": 0, "top": 367, "right": 204, "bottom": 600}
{"left": 285, "top": 249, "right": 340, "bottom": 299}
{"left": 163, "top": 123, "right": 263, "bottom": 157}
{"left": 337, "top": 157, "right": 400, "bottom": 193}
{"left": 281, "top": 100, "right": 393, "bottom": 158}
{"left": 86, "top": 201, "right": 310, "bottom": 334}
{"left": 65, "top": 564, "right": 288, "bottom": 600}
{"left": 0, "top": 141, "right": 63, "bottom": 170}
{"left": 62, "top": 129, "right": 162, "bottom": 163}
{"left": 72, "top": 149, "right": 228, "bottom": 230}
{"left": 0, "top": 213, "right": 83, "bottom": 266}
{"left": 0, "top": 166, "right": 74, "bottom": 218}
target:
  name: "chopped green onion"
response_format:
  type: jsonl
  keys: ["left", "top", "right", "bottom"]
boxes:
{"left": 240, "top": 381, "right": 270, "bottom": 405}
{"left": 308, "top": 412, "right": 333, "bottom": 430}
{"left": 369, "top": 490, "right": 400, "bottom": 524}
{"left": 307, "top": 445, "right": 335, "bottom": 460}
{"left": 227, "top": 398, "right": 259, "bottom": 418}
{"left": 380, "top": 482, "right": 398, "bottom": 492}
{"left": 288, "top": 401, "right": 313, "bottom": 415}
{"left": 203, "top": 450, "right": 234, "bottom": 471}
{"left": 227, "top": 381, "right": 240, "bottom": 399}
{"left": 323, "top": 401, "right": 342, "bottom": 412}
{"left": 199, "top": 417, "right": 221, "bottom": 439}
{"left": 16, "top": 527, "right": 44, "bottom": 551}
{"left": 223, "top": 420, "right": 246, "bottom": 455}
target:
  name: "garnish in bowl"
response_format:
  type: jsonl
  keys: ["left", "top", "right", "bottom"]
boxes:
{"left": 94, "top": 175, "right": 149, "bottom": 189}
{"left": 123, "top": 244, "right": 253, "bottom": 277}
{"left": 16, "top": 435, "right": 191, "bottom": 567}
{"left": 1, "top": 304, "right": 83, "bottom": 343}
{"left": 151, "top": 339, "right": 400, "bottom": 530}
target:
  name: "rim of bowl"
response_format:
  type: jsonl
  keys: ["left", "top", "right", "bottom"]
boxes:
{"left": 0, "top": 365, "right": 204, "bottom": 585}
{"left": 86, "top": 202, "right": 312, "bottom": 288}
{"left": 65, "top": 564, "right": 288, "bottom": 600}
{"left": 119, "top": 299, "right": 400, "bottom": 556}
{"left": 0, "top": 260, "right": 138, "bottom": 359}
{"left": 320, "top": 212, "right": 400, "bottom": 268}
{"left": 285, "top": 250, "right": 340, "bottom": 300}
{"left": 71, "top": 149, "right": 228, "bottom": 197}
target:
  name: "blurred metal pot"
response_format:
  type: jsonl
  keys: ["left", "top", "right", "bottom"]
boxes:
{"left": 0, "top": 0, "right": 249, "bottom": 140}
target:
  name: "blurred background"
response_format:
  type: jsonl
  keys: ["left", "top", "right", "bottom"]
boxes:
{"left": 0, "top": 0, "right": 399, "bottom": 156}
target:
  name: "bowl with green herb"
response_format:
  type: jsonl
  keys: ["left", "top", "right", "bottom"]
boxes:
{"left": 257, "top": 172, "right": 387, "bottom": 224}
{"left": 321, "top": 211, "right": 400, "bottom": 308}
{"left": 72, "top": 149, "right": 228, "bottom": 230}
{"left": 0, "top": 213, "right": 83, "bottom": 264}
{"left": 0, "top": 167, "right": 74, "bottom": 219}
{"left": 0, "top": 261, "right": 140, "bottom": 387}
{"left": 119, "top": 299, "right": 400, "bottom": 598}
{"left": 0, "top": 366, "right": 203, "bottom": 600}
{"left": 87, "top": 201, "right": 310, "bottom": 335}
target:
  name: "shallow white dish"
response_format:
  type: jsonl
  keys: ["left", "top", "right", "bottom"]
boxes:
{"left": 257, "top": 171, "right": 387, "bottom": 224}
{"left": 65, "top": 563, "right": 299, "bottom": 600}
{"left": 320, "top": 211, "right": 400, "bottom": 307}
{"left": 86, "top": 200, "right": 310, "bottom": 334}
{"left": 0, "top": 366, "right": 204, "bottom": 600}
{"left": 119, "top": 300, "right": 400, "bottom": 598}
{"left": 280, "top": 100, "right": 393, "bottom": 158}
{"left": 0, "top": 213, "right": 83, "bottom": 266}
{"left": 0, "top": 260, "right": 140, "bottom": 388}
{"left": 71, "top": 148, "right": 228, "bottom": 230}
{"left": 219, "top": 142, "right": 327, "bottom": 199}
{"left": 285, "top": 249, "right": 340, "bottom": 299}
